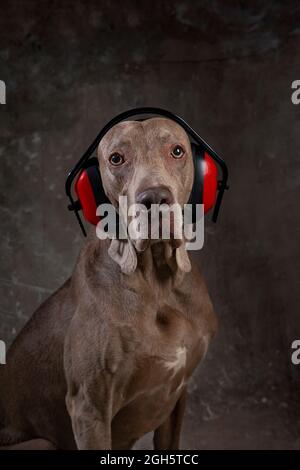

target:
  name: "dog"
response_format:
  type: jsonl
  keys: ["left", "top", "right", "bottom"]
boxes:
{"left": 0, "top": 117, "right": 217, "bottom": 450}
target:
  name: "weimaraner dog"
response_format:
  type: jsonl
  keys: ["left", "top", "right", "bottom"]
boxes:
{"left": 0, "top": 117, "right": 217, "bottom": 450}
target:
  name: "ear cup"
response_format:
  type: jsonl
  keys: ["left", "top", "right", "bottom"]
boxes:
{"left": 190, "top": 144, "right": 218, "bottom": 217}
{"left": 74, "top": 158, "right": 110, "bottom": 225}
{"left": 202, "top": 152, "right": 218, "bottom": 213}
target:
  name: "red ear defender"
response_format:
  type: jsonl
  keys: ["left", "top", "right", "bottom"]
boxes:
{"left": 203, "top": 152, "right": 218, "bottom": 213}
{"left": 74, "top": 158, "right": 110, "bottom": 226}
{"left": 75, "top": 168, "right": 100, "bottom": 226}
{"left": 66, "top": 107, "right": 228, "bottom": 236}
{"left": 189, "top": 143, "right": 219, "bottom": 221}
{"left": 74, "top": 148, "right": 220, "bottom": 228}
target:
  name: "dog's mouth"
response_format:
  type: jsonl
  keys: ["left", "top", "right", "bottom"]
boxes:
{"left": 128, "top": 203, "right": 184, "bottom": 252}
{"left": 107, "top": 198, "right": 191, "bottom": 275}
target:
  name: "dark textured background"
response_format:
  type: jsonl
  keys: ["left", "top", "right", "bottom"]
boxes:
{"left": 0, "top": 0, "right": 300, "bottom": 449}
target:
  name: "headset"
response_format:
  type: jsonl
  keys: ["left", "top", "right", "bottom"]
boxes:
{"left": 65, "top": 107, "right": 229, "bottom": 236}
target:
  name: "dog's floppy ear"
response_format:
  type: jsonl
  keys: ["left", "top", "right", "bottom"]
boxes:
{"left": 175, "top": 222, "right": 193, "bottom": 273}
{"left": 164, "top": 241, "right": 191, "bottom": 276}
{"left": 175, "top": 244, "right": 191, "bottom": 273}
{"left": 107, "top": 204, "right": 138, "bottom": 275}
{"left": 96, "top": 198, "right": 137, "bottom": 275}
{"left": 108, "top": 238, "right": 137, "bottom": 275}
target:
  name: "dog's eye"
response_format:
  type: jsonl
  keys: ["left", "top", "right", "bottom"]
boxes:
{"left": 171, "top": 145, "right": 184, "bottom": 159}
{"left": 109, "top": 153, "right": 124, "bottom": 166}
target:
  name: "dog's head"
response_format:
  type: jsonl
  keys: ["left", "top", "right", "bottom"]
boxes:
{"left": 97, "top": 117, "right": 194, "bottom": 274}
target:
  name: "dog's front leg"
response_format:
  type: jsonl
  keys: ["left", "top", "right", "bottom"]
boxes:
{"left": 153, "top": 387, "right": 187, "bottom": 450}
{"left": 66, "top": 377, "right": 114, "bottom": 450}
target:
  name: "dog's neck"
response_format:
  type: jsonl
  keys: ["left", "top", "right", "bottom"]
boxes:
{"left": 126, "top": 241, "right": 191, "bottom": 293}
{"left": 137, "top": 243, "right": 174, "bottom": 280}
{"left": 87, "top": 232, "right": 191, "bottom": 290}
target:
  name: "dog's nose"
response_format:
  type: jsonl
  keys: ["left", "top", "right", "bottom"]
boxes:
{"left": 136, "top": 186, "right": 174, "bottom": 210}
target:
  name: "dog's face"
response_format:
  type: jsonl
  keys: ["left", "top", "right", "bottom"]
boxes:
{"left": 98, "top": 117, "right": 194, "bottom": 253}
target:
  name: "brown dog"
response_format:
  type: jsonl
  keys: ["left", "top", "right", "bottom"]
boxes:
{"left": 0, "top": 118, "right": 217, "bottom": 450}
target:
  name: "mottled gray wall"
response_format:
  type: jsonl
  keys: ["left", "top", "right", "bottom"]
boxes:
{"left": 0, "top": 0, "right": 300, "bottom": 449}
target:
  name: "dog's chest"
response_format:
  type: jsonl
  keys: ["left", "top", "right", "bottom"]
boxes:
{"left": 112, "top": 303, "right": 208, "bottom": 440}
{"left": 123, "top": 303, "right": 206, "bottom": 398}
